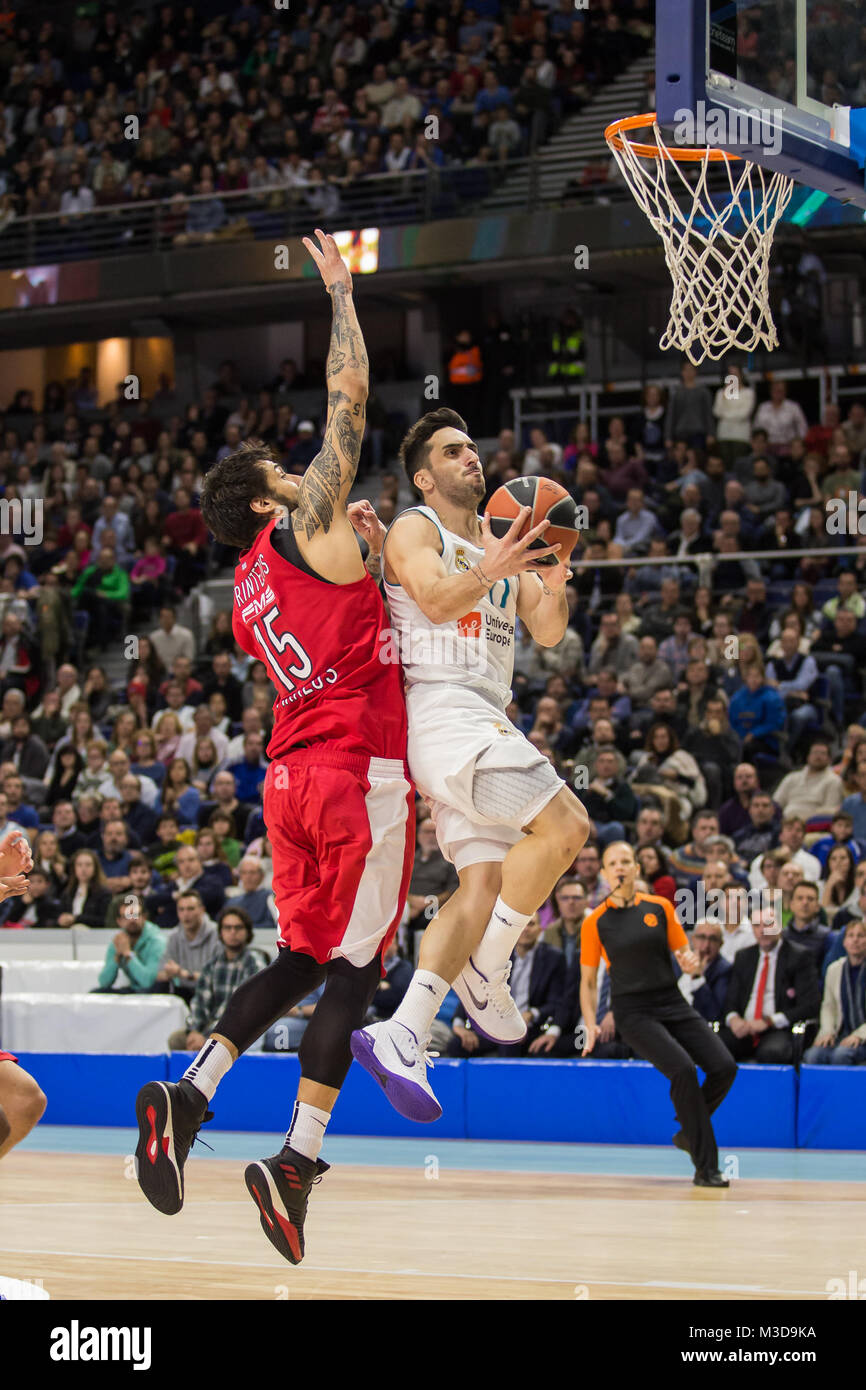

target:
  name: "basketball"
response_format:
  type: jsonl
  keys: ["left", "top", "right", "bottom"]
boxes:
{"left": 485, "top": 476, "right": 581, "bottom": 567}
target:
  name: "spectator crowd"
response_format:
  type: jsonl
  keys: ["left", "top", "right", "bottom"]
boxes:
{"left": 0, "top": 0, "right": 652, "bottom": 252}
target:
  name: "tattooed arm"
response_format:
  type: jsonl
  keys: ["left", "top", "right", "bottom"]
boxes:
{"left": 291, "top": 228, "right": 369, "bottom": 582}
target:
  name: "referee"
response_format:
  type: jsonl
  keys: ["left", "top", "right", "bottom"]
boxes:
{"left": 580, "top": 841, "right": 738, "bottom": 1188}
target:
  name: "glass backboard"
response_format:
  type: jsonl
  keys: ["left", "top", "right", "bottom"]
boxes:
{"left": 656, "top": 0, "right": 866, "bottom": 207}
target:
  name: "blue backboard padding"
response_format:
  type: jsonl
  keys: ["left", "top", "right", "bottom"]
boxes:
{"left": 10, "top": 1053, "right": 820, "bottom": 1148}
{"left": 848, "top": 109, "right": 866, "bottom": 170}
{"left": 464, "top": 1060, "right": 796, "bottom": 1147}
{"left": 797, "top": 1067, "right": 866, "bottom": 1150}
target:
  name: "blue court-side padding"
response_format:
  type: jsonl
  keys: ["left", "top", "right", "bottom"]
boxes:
{"left": 7, "top": 1054, "right": 857, "bottom": 1149}
{"left": 167, "top": 1052, "right": 467, "bottom": 1139}
{"left": 463, "top": 1060, "right": 797, "bottom": 1148}
{"left": 14, "top": 1053, "right": 168, "bottom": 1127}
{"left": 797, "top": 1067, "right": 866, "bottom": 1150}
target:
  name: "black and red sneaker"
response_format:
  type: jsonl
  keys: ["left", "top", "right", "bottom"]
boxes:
{"left": 244, "top": 1148, "right": 330, "bottom": 1265}
{"left": 134, "top": 1079, "right": 212, "bottom": 1215}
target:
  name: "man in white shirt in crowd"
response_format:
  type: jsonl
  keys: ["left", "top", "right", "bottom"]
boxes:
{"left": 717, "top": 881, "right": 755, "bottom": 963}
{"left": 176, "top": 704, "right": 230, "bottom": 765}
{"left": 381, "top": 76, "right": 422, "bottom": 131}
{"left": 149, "top": 680, "right": 197, "bottom": 734}
{"left": 752, "top": 380, "right": 808, "bottom": 458}
{"left": 774, "top": 738, "right": 844, "bottom": 824}
{"left": 60, "top": 170, "right": 95, "bottom": 218}
{"left": 55, "top": 663, "right": 82, "bottom": 717}
{"left": 749, "top": 815, "right": 821, "bottom": 891}
{"left": 150, "top": 604, "right": 195, "bottom": 668}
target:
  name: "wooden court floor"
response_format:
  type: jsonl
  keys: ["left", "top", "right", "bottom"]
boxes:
{"left": 0, "top": 1151, "right": 861, "bottom": 1300}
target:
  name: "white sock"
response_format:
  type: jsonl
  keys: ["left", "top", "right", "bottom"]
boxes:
{"left": 472, "top": 897, "right": 532, "bottom": 975}
{"left": 182, "top": 1037, "right": 233, "bottom": 1102}
{"left": 391, "top": 970, "right": 449, "bottom": 1041}
{"left": 285, "top": 1100, "right": 331, "bottom": 1162}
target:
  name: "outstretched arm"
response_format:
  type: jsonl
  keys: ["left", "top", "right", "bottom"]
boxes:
{"left": 292, "top": 229, "right": 368, "bottom": 578}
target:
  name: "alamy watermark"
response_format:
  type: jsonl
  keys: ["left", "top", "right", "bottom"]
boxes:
{"left": 0, "top": 498, "right": 43, "bottom": 545}
{"left": 675, "top": 884, "right": 782, "bottom": 928}
{"left": 826, "top": 491, "right": 866, "bottom": 535}
{"left": 673, "top": 100, "right": 782, "bottom": 157}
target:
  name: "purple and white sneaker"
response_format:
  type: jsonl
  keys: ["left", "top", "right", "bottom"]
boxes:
{"left": 453, "top": 957, "right": 527, "bottom": 1044}
{"left": 350, "top": 1020, "right": 442, "bottom": 1123}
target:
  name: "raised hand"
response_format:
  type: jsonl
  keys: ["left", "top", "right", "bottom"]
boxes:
{"left": 479, "top": 507, "right": 560, "bottom": 582}
{"left": 302, "top": 227, "right": 352, "bottom": 295}
{"left": 347, "top": 499, "right": 386, "bottom": 552}
{"left": 0, "top": 873, "right": 29, "bottom": 902}
{"left": 0, "top": 830, "right": 32, "bottom": 878}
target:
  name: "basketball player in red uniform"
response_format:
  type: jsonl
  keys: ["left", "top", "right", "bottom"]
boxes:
{"left": 133, "top": 230, "right": 415, "bottom": 1265}
{"left": 0, "top": 831, "right": 47, "bottom": 1159}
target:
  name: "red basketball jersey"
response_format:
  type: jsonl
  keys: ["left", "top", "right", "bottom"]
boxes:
{"left": 231, "top": 517, "right": 407, "bottom": 762}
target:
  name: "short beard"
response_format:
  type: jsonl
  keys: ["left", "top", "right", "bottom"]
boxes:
{"left": 434, "top": 472, "right": 485, "bottom": 509}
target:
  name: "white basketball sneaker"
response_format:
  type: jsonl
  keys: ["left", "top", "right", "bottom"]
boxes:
{"left": 350, "top": 1020, "right": 442, "bottom": 1123}
{"left": 453, "top": 956, "right": 527, "bottom": 1044}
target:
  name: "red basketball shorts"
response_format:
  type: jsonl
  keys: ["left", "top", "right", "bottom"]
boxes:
{"left": 263, "top": 750, "right": 415, "bottom": 968}
{"left": 0, "top": 1052, "right": 18, "bottom": 1064}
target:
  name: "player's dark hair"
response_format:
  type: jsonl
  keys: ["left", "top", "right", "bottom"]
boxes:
{"left": 199, "top": 438, "right": 280, "bottom": 549}
{"left": 398, "top": 408, "right": 468, "bottom": 499}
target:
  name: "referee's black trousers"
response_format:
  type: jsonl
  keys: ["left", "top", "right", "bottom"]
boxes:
{"left": 613, "top": 989, "right": 738, "bottom": 1175}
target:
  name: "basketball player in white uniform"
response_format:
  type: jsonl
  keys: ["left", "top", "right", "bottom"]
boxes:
{"left": 350, "top": 408, "right": 589, "bottom": 1121}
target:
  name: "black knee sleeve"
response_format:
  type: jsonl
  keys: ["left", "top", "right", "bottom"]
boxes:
{"left": 298, "top": 953, "right": 383, "bottom": 1091}
{"left": 214, "top": 948, "right": 328, "bottom": 1057}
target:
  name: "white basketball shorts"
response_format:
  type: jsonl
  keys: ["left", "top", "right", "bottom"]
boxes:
{"left": 406, "top": 682, "right": 564, "bottom": 872}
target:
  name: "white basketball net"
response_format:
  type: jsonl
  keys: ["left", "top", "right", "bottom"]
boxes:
{"left": 606, "top": 118, "right": 795, "bottom": 364}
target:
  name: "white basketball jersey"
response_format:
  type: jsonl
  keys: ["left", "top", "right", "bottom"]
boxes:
{"left": 384, "top": 505, "right": 519, "bottom": 710}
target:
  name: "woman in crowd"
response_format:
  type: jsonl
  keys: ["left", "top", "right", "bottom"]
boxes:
{"left": 821, "top": 845, "right": 858, "bottom": 915}
{"left": 195, "top": 827, "right": 234, "bottom": 890}
{"left": 630, "top": 722, "right": 706, "bottom": 841}
{"left": 32, "top": 829, "right": 68, "bottom": 897}
{"left": 57, "top": 848, "right": 112, "bottom": 930}
{"left": 207, "top": 690, "right": 231, "bottom": 737}
{"left": 154, "top": 710, "right": 183, "bottom": 765}
{"left": 190, "top": 735, "right": 221, "bottom": 794}
{"left": 241, "top": 660, "right": 270, "bottom": 707}
{"left": 159, "top": 756, "right": 201, "bottom": 828}
{"left": 636, "top": 844, "right": 677, "bottom": 902}
{"left": 768, "top": 582, "right": 821, "bottom": 647}
{"left": 111, "top": 709, "right": 141, "bottom": 761}
{"left": 43, "top": 745, "right": 85, "bottom": 807}
{"left": 614, "top": 590, "right": 641, "bottom": 637}
{"left": 210, "top": 807, "right": 245, "bottom": 871}
{"left": 47, "top": 704, "right": 95, "bottom": 774}
{"left": 836, "top": 725, "right": 866, "bottom": 790}
{"left": 30, "top": 688, "right": 68, "bottom": 750}
{"left": 82, "top": 665, "right": 114, "bottom": 724}
{"left": 131, "top": 729, "right": 166, "bottom": 788}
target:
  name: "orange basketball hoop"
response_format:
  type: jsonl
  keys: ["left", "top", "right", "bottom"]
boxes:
{"left": 604, "top": 113, "right": 795, "bottom": 363}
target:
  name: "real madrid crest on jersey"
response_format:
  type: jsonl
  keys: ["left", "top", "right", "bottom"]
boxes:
{"left": 454, "top": 548, "right": 471, "bottom": 572}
